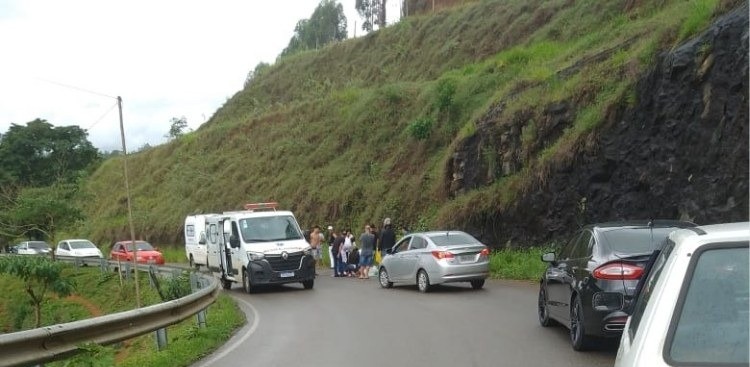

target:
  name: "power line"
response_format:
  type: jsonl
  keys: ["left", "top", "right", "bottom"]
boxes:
{"left": 87, "top": 101, "right": 119, "bottom": 130}
{"left": 34, "top": 77, "right": 116, "bottom": 100}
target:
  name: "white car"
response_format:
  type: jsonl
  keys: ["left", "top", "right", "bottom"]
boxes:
{"left": 615, "top": 222, "right": 749, "bottom": 366}
{"left": 55, "top": 239, "right": 104, "bottom": 259}
{"left": 14, "top": 241, "right": 52, "bottom": 255}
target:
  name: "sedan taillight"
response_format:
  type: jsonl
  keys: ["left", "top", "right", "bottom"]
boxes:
{"left": 593, "top": 262, "right": 643, "bottom": 280}
{"left": 431, "top": 251, "right": 455, "bottom": 260}
{"left": 479, "top": 248, "right": 490, "bottom": 256}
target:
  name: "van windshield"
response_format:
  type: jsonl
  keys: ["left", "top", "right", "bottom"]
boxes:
{"left": 239, "top": 215, "right": 303, "bottom": 243}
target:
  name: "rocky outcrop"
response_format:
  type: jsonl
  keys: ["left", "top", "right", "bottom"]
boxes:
{"left": 459, "top": 5, "right": 749, "bottom": 246}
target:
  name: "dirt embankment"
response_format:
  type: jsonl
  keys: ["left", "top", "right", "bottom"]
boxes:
{"left": 457, "top": 5, "right": 749, "bottom": 246}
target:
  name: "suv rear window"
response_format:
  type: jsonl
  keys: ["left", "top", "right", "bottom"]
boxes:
{"left": 601, "top": 227, "right": 677, "bottom": 256}
{"left": 665, "top": 245, "right": 749, "bottom": 365}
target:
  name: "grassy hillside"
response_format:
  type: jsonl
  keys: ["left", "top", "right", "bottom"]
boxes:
{"left": 79, "top": 0, "right": 743, "bottom": 246}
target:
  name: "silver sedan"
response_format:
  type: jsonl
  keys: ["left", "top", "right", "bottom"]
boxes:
{"left": 378, "top": 230, "right": 490, "bottom": 292}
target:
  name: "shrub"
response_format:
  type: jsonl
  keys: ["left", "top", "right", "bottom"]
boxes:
{"left": 406, "top": 116, "right": 434, "bottom": 140}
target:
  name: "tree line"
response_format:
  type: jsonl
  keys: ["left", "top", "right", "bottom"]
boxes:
{"left": 0, "top": 119, "right": 100, "bottom": 246}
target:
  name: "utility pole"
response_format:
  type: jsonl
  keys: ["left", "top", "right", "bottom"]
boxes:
{"left": 117, "top": 96, "right": 141, "bottom": 308}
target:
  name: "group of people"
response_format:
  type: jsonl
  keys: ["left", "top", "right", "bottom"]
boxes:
{"left": 305, "top": 218, "right": 397, "bottom": 279}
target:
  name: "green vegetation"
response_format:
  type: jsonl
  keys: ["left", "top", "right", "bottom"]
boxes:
{"left": 489, "top": 248, "right": 550, "bottom": 281}
{"left": 76, "top": 0, "right": 735, "bottom": 248}
{"left": 0, "top": 264, "right": 245, "bottom": 366}
{"left": 0, "top": 256, "right": 75, "bottom": 327}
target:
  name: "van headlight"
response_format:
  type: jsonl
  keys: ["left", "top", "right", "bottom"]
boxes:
{"left": 247, "top": 251, "right": 265, "bottom": 261}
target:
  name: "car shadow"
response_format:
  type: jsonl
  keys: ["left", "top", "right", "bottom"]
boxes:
{"left": 545, "top": 324, "right": 621, "bottom": 354}
{"left": 388, "top": 283, "right": 484, "bottom": 294}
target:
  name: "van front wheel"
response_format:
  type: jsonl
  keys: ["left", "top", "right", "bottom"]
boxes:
{"left": 243, "top": 270, "right": 253, "bottom": 294}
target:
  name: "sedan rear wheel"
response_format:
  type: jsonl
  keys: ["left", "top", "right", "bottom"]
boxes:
{"left": 417, "top": 270, "right": 431, "bottom": 293}
{"left": 470, "top": 279, "right": 485, "bottom": 290}
{"left": 378, "top": 267, "right": 393, "bottom": 288}
{"left": 570, "top": 296, "right": 595, "bottom": 350}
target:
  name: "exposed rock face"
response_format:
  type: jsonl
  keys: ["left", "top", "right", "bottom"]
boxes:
{"left": 459, "top": 5, "right": 749, "bottom": 246}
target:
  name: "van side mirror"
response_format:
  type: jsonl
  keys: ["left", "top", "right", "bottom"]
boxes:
{"left": 229, "top": 235, "right": 240, "bottom": 248}
{"left": 541, "top": 252, "right": 556, "bottom": 263}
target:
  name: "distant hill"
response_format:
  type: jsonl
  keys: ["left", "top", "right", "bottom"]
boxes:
{"left": 81, "top": 0, "right": 748, "bottom": 248}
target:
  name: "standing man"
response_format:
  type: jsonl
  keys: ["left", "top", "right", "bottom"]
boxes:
{"left": 331, "top": 230, "right": 345, "bottom": 277}
{"left": 378, "top": 218, "right": 396, "bottom": 256}
{"left": 358, "top": 224, "right": 376, "bottom": 279}
{"left": 327, "top": 226, "right": 335, "bottom": 269}
{"left": 309, "top": 226, "right": 322, "bottom": 274}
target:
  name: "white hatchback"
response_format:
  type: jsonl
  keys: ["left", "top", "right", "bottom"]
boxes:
{"left": 615, "top": 222, "right": 749, "bottom": 366}
{"left": 55, "top": 239, "right": 104, "bottom": 259}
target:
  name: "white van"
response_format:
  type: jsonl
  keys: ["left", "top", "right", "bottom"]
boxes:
{"left": 204, "top": 202, "right": 315, "bottom": 292}
{"left": 184, "top": 214, "right": 214, "bottom": 269}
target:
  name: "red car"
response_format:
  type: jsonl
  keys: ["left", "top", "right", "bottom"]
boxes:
{"left": 110, "top": 240, "right": 165, "bottom": 265}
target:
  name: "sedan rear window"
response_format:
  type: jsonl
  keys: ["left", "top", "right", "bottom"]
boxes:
{"left": 428, "top": 233, "right": 480, "bottom": 246}
{"left": 600, "top": 227, "right": 676, "bottom": 256}
{"left": 28, "top": 242, "right": 50, "bottom": 249}
{"left": 666, "top": 246, "right": 749, "bottom": 365}
{"left": 69, "top": 240, "right": 96, "bottom": 249}
{"left": 123, "top": 242, "right": 154, "bottom": 251}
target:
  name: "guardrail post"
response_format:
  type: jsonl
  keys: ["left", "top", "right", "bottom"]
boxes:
{"left": 124, "top": 263, "right": 131, "bottom": 280}
{"left": 148, "top": 265, "right": 156, "bottom": 287}
{"left": 191, "top": 273, "right": 208, "bottom": 328}
{"left": 155, "top": 328, "right": 167, "bottom": 351}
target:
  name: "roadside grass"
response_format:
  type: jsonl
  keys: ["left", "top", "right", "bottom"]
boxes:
{"left": 159, "top": 245, "right": 187, "bottom": 264}
{"left": 489, "top": 248, "right": 550, "bottom": 281}
{"left": 0, "top": 264, "right": 245, "bottom": 367}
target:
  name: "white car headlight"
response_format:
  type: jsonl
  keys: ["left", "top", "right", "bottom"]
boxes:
{"left": 247, "top": 251, "right": 264, "bottom": 261}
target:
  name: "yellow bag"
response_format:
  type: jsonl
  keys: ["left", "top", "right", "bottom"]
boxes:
{"left": 375, "top": 250, "right": 382, "bottom": 264}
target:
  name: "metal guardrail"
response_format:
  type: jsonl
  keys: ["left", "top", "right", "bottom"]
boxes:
{"left": 0, "top": 257, "right": 219, "bottom": 367}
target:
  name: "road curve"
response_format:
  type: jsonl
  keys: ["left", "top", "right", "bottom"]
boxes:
{"left": 192, "top": 269, "right": 616, "bottom": 367}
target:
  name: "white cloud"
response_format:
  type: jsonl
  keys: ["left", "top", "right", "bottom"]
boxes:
{"left": 0, "top": 0, "right": 402, "bottom": 152}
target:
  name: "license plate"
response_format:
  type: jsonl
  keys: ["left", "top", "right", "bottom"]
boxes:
{"left": 280, "top": 271, "right": 295, "bottom": 278}
{"left": 459, "top": 255, "right": 475, "bottom": 262}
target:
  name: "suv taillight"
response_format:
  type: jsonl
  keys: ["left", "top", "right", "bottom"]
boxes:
{"left": 593, "top": 262, "right": 643, "bottom": 280}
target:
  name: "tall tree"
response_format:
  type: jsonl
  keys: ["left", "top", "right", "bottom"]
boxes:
{"left": 0, "top": 119, "right": 100, "bottom": 187}
{"left": 281, "top": 0, "right": 348, "bottom": 57}
{"left": 0, "top": 183, "right": 82, "bottom": 243}
{"left": 356, "top": 0, "right": 387, "bottom": 32}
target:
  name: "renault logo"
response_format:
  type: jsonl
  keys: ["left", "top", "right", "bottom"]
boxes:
{"left": 281, "top": 251, "right": 288, "bottom": 260}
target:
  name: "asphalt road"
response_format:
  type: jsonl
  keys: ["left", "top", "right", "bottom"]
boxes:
{"left": 192, "top": 269, "right": 616, "bottom": 367}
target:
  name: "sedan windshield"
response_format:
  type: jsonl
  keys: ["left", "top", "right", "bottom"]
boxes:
{"left": 239, "top": 215, "right": 303, "bottom": 243}
{"left": 124, "top": 242, "right": 154, "bottom": 251}
{"left": 601, "top": 227, "right": 677, "bottom": 256}
{"left": 69, "top": 240, "right": 96, "bottom": 249}
{"left": 428, "top": 233, "right": 480, "bottom": 246}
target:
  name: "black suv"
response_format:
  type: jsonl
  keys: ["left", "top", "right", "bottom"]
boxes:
{"left": 537, "top": 220, "right": 696, "bottom": 350}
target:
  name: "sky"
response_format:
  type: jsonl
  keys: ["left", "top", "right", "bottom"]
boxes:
{"left": 0, "top": 0, "right": 402, "bottom": 152}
